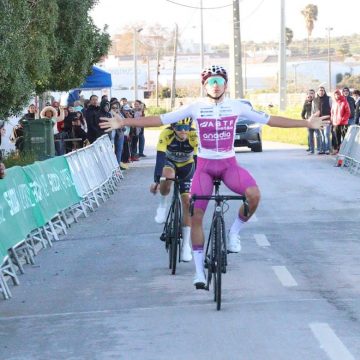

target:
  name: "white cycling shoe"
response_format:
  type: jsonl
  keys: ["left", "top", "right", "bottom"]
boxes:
{"left": 180, "top": 239, "right": 192, "bottom": 262}
{"left": 193, "top": 271, "right": 206, "bottom": 289}
{"left": 227, "top": 232, "right": 241, "bottom": 253}
{"left": 154, "top": 206, "right": 167, "bottom": 224}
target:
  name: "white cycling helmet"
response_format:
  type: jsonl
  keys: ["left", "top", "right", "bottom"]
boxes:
{"left": 201, "top": 65, "right": 228, "bottom": 84}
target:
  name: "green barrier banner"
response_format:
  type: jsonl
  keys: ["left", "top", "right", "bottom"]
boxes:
{"left": 0, "top": 166, "right": 44, "bottom": 251}
{"left": 0, "top": 157, "right": 81, "bottom": 253}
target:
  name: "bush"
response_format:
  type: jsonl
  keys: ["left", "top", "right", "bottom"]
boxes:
{"left": 2, "top": 151, "right": 37, "bottom": 168}
{"left": 145, "top": 106, "right": 168, "bottom": 115}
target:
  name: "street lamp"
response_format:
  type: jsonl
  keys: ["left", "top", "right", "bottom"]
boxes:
{"left": 326, "top": 27, "right": 333, "bottom": 92}
{"left": 200, "top": 0, "right": 204, "bottom": 96}
{"left": 133, "top": 27, "right": 143, "bottom": 100}
{"left": 292, "top": 63, "right": 301, "bottom": 93}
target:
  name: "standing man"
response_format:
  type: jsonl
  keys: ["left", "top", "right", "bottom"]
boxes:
{"left": 85, "top": 95, "right": 100, "bottom": 144}
{"left": 353, "top": 89, "right": 360, "bottom": 125}
{"left": 342, "top": 87, "right": 355, "bottom": 126}
{"left": 313, "top": 85, "right": 332, "bottom": 155}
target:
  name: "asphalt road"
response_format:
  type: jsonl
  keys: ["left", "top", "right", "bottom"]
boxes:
{"left": 1, "top": 131, "right": 360, "bottom": 360}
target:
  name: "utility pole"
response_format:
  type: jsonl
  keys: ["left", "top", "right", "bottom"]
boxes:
{"left": 326, "top": 27, "right": 333, "bottom": 92}
{"left": 156, "top": 49, "right": 160, "bottom": 107}
{"left": 171, "top": 24, "right": 178, "bottom": 109}
{"left": 230, "top": 0, "right": 243, "bottom": 98}
{"left": 200, "top": 0, "right": 205, "bottom": 96}
{"left": 279, "top": 0, "right": 286, "bottom": 110}
{"left": 243, "top": 42, "right": 247, "bottom": 95}
{"left": 133, "top": 27, "right": 143, "bottom": 100}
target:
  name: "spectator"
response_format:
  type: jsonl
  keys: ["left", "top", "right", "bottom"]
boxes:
{"left": 133, "top": 100, "right": 146, "bottom": 157}
{"left": 10, "top": 104, "right": 38, "bottom": 152}
{"left": 342, "top": 87, "right": 355, "bottom": 126}
{"left": 84, "top": 95, "right": 100, "bottom": 143}
{"left": 301, "top": 91, "right": 319, "bottom": 154}
{"left": 120, "top": 98, "right": 128, "bottom": 107}
{"left": 109, "top": 100, "right": 126, "bottom": 167}
{"left": 313, "top": 85, "right": 332, "bottom": 154}
{"left": 0, "top": 120, "right": 5, "bottom": 155}
{"left": 95, "top": 99, "right": 110, "bottom": 140}
{"left": 122, "top": 104, "right": 139, "bottom": 162}
{"left": 40, "top": 105, "right": 65, "bottom": 155}
{"left": 352, "top": 89, "right": 360, "bottom": 125}
{"left": 331, "top": 89, "right": 350, "bottom": 153}
{"left": 70, "top": 111, "right": 88, "bottom": 150}
{"left": 67, "top": 89, "right": 81, "bottom": 107}
{"left": 0, "top": 120, "right": 6, "bottom": 178}
{"left": 120, "top": 105, "right": 133, "bottom": 164}
{"left": 101, "top": 95, "right": 109, "bottom": 102}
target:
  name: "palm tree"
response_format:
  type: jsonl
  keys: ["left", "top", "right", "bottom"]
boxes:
{"left": 301, "top": 4, "right": 318, "bottom": 58}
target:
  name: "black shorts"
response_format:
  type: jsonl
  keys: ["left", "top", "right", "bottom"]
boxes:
{"left": 164, "top": 159, "right": 195, "bottom": 194}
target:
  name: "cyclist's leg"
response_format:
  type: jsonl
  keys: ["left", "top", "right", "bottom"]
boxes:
{"left": 222, "top": 157, "right": 260, "bottom": 220}
{"left": 190, "top": 158, "right": 214, "bottom": 286}
{"left": 154, "top": 164, "right": 175, "bottom": 224}
{"left": 222, "top": 157, "right": 260, "bottom": 252}
{"left": 178, "top": 162, "right": 195, "bottom": 262}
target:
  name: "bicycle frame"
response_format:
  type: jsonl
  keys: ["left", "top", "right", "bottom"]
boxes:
{"left": 160, "top": 177, "right": 183, "bottom": 275}
{"left": 190, "top": 179, "right": 248, "bottom": 310}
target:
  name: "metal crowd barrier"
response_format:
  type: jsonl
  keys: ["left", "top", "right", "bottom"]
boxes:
{"left": 1, "top": 135, "right": 123, "bottom": 299}
{"left": 336, "top": 125, "right": 360, "bottom": 174}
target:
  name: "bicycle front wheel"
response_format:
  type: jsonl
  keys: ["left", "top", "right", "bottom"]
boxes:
{"left": 170, "top": 197, "right": 181, "bottom": 275}
{"left": 214, "top": 216, "right": 225, "bottom": 310}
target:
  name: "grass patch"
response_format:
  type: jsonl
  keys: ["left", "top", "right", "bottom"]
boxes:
{"left": 2, "top": 151, "right": 37, "bottom": 168}
{"left": 258, "top": 104, "right": 308, "bottom": 146}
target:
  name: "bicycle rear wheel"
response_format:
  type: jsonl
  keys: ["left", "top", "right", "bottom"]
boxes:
{"left": 170, "top": 197, "right": 181, "bottom": 275}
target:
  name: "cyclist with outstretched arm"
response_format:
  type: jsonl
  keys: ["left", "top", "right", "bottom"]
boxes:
{"left": 100, "top": 65, "right": 329, "bottom": 289}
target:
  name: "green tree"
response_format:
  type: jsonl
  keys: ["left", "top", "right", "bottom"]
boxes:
{"left": 26, "top": 0, "right": 59, "bottom": 93}
{"left": 44, "top": 0, "right": 111, "bottom": 92}
{"left": 301, "top": 4, "right": 318, "bottom": 58}
{"left": 0, "top": 0, "right": 33, "bottom": 118}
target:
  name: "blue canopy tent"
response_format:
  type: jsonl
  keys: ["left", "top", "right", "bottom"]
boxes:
{"left": 79, "top": 66, "right": 112, "bottom": 89}
{"left": 67, "top": 66, "right": 112, "bottom": 105}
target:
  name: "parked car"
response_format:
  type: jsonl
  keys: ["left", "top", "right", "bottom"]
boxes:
{"left": 234, "top": 100, "right": 263, "bottom": 152}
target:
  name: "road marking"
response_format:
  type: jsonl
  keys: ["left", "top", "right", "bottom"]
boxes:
{"left": 272, "top": 266, "right": 298, "bottom": 287}
{"left": 254, "top": 233, "right": 270, "bottom": 247}
{"left": 310, "top": 322, "right": 355, "bottom": 360}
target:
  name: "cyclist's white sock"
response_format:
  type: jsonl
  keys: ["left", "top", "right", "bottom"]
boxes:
{"left": 159, "top": 194, "right": 168, "bottom": 208}
{"left": 229, "top": 216, "right": 245, "bottom": 235}
{"left": 182, "top": 226, "right": 191, "bottom": 245}
{"left": 193, "top": 246, "right": 204, "bottom": 274}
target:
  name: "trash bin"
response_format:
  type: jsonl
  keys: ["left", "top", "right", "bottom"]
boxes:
{"left": 22, "top": 118, "right": 55, "bottom": 160}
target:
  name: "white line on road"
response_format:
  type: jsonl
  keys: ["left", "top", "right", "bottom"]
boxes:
{"left": 310, "top": 322, "right": 355, "bottom": 360}
{"left": 272, "top": 266, "right": 298, "bottom": 287}
{"left": 254, "top": 233, "right": 270, "bottom": 247}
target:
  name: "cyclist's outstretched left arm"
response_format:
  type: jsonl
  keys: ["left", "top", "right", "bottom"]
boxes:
{"left": 268, "top": 112, "right": 330, "bottom": 129}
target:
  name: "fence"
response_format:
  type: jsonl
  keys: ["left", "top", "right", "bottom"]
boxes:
{"left": 0, "top": 135, "right": 122, "bottom": 299}
{"left": 336, "top": 125, "right": 360, "bottom": 174}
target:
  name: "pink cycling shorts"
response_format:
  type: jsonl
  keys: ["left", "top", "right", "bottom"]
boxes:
{"left": 190, "top": 157, "right": 257, "bottom": 211}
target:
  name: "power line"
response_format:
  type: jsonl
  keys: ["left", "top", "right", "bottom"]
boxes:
{"left": 165, "top": 0, "right": 232, "bottom": 10}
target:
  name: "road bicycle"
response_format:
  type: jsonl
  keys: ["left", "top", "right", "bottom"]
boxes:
{"left": 190, "top": 179, "right": 248, "bottom": 311}
{"left": 160, "top": 177, "right": 182, "bottom": 275}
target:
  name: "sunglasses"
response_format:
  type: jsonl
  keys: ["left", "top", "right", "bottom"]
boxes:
{"left": 174, "top": 125, "right": 190, "bottom": 131}
{"left": 111, "top": 106, "right": 119, "bottom": 109}
{"left": 206, "top": 76, "right": 226, "bottom": 86}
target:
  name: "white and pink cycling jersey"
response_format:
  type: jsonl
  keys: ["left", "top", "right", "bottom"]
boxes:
{"left": 160, "top": 98, "right": 270, "bottom": 159}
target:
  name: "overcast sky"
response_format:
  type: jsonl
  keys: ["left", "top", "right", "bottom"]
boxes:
{"left": 91, "top": 0, "right": 359, "bottom": 45}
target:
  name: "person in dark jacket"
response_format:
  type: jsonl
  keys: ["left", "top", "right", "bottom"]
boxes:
{"left": 301, "top": 90, "right": 319, "bottom": 154}
{"left": 95, "top": 99, "right": 111, "bottom": 140}
{"left": 353, "top": 89, "right": 360, "bottom": 125}
{"left": 313, "top": 85, "right": 332, "bottom": 154}
{"left": 342, "top": 87, "right": 355, "bottom": 125}
{"left": 84, "top": 95, "right": 100, "bottom": 143}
